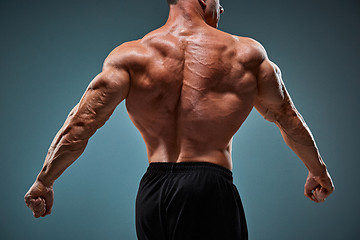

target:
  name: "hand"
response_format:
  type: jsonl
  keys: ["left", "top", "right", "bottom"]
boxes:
{"left": 24, "top": 180, "right": 54, "bottom": 218}
{"left": 304, "top": 170, "right": 334, "bottom": 203}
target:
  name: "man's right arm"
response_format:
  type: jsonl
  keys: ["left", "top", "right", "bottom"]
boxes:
{"left": 253, "top": 47, "right": 334, "bottom": 202}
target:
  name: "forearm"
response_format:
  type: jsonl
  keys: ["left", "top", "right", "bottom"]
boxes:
{"left": 276, "top": 115, "right": 327, "bottom": 175}
{"left": 36, "top": 105, "right": 92, "bottom": 187}
{"left": 36, "top": 129, "right": 89, "bottom": 187}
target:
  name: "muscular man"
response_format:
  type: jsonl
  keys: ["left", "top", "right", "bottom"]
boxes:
{"left": 24, "top": 0, "right": 334, "bottom": 239}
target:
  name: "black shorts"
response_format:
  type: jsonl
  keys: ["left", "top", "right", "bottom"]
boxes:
{"left": 135, "top": 162, "right": 248, "bottom": 240}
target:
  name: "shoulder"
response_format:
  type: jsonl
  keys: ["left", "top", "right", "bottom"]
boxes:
{"left": 240, "top": 38, "right": 282, "bottom": 76}
{"left": 242, "top": 37, "right": 267, "bottom": 57}
{"left": 103, "top": 40, "right": 149, "bottom": 72}
{"left": 232, "top": 36, "right": 268, "bottom": 67}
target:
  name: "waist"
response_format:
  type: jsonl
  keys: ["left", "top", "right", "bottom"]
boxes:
{"left": 146, "top": 161, "right": 233, "bottom": 182}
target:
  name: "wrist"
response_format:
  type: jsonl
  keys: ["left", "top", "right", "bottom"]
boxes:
{"left": 308, "top": 163, "right": 327, "bottom": 177}
{"left": 36, "top": 174, "right": 54, "bottom": 188}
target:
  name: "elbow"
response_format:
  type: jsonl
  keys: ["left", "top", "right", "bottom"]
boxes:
{"left": 60, "top": 132, "right": 89, "bottom": 152}
{"left": 276, "top": 111, "right": 298, "bottom": 132}
{"left": 62, "top": 119, "right": 96, "bottom": 144}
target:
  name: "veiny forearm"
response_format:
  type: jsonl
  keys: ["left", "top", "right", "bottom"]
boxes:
{"left": 36, "top": 105, "right": 92, "bottom": 187}
{"left": 275, "top": 114, "right": 327, "bottom": 175}
{"left": 37, "top": 126, "right": 89, "bottom": 187}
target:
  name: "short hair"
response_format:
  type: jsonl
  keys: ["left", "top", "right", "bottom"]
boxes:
{"left": 167, "top": 0, "right": 179, "bottom": 5}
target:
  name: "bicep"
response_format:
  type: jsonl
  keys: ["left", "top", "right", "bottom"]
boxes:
{"left": 254, "top": 59, "right": 316, "bottom": 145}
{"left": 78, "top": 66, "right": 130, "bottom": 120}
{"left": 66, "top": 66, "right": 130, "bottom": 140}
{"left": 254, "top": 58, "right": 297, "bottom": 124}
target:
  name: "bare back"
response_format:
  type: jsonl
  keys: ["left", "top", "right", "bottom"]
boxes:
{"left": 24, "top": 1, "right": 334, "bottom": 218}
{"left": 122, "top": 25, "right": 263, "bottom": 170}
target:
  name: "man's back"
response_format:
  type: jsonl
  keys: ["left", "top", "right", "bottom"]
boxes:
{"left": 25, "top": 2, "right": 333, "bottom": 239}
{"left": 122, "top": 24, "right": 263, "bottom": 170}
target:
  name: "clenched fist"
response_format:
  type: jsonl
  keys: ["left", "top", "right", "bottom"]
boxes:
{"left": 304, "top": 170, "right": 334, "bottom": 203}
{"left": 24, "top": 180, "right": 54, "bottom": 218}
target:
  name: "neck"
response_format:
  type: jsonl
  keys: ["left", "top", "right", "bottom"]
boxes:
{"left": 165, "top": 2, "right": 207, "bottom": 29}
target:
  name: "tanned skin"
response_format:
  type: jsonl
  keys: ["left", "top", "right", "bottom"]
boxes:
{"left": 25, "top": 0, "right": 334, "bottom": 218}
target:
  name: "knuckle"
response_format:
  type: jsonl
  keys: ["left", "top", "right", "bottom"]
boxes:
{"left": 24, "top": 194, "right": 30, "bottom": 201}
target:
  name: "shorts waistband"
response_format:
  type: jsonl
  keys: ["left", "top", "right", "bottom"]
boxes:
{"left": 146, "top": 162, "right": 233, "bottom": 181}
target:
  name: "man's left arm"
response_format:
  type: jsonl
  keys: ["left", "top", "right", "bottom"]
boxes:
{"left": 24, "top": 53, "right": 130, "bottom": 218}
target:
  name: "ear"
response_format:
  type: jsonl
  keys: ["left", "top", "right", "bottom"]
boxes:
{"left": 198, "top": 0, "right": 207, "bottom": 10}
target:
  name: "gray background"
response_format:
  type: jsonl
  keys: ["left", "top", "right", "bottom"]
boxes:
{"left": 1, "top": 0, "right": 359, "bottom": 239}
